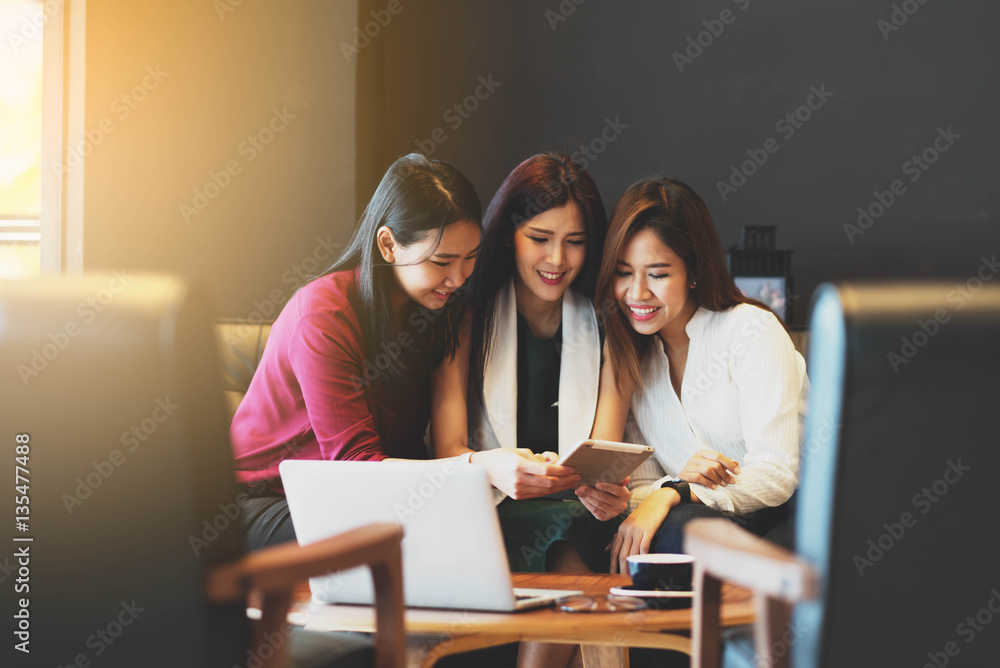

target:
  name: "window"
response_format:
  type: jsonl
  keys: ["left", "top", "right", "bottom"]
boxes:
{"left": 0, "top": 0, "right": 44, "bottom": 279}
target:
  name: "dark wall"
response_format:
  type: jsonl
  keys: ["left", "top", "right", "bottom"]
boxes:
{"left": 357, "top": 0, "right": 1000, "bottom": 326}
{"left": 82, "top": 0, "right": 355, "bottom": 319}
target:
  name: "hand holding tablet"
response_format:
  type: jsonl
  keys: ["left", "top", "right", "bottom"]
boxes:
{"left": 548, "top": 439, "right": 654, "bottom": 500}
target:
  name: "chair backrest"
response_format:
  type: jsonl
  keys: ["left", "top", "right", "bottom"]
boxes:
{"left": 215, "top": 319, "right": 273, "bottom": 424}
{"left": 794, "top": 281, "right": 1000, "bottom": 667}
{"left": 0, "top": 275, "right": 248, "bottom": 667}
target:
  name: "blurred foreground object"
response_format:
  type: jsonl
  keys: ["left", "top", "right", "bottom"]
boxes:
{"left": 686, "top": 280, "right": 1000, "bottom": 668}
{"left": 0, "top": 274, "right": 404, "bottom": 668}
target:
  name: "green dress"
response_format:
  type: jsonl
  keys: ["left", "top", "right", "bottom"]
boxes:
{"left": 495, "top": 313, "right": 621, "bottom": 573}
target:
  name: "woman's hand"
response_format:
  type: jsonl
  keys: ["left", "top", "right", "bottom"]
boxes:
{"left": 607, "top": 488, "right": 680, "bottom": 574}
{"left": 471, "top": 448, "right": 580, "bottom": 499}
{"left": 679, "top": 450, "right": 740, "bottom": 490}
{"left": 575, "top": 476, "right": 631, "bottom": 521}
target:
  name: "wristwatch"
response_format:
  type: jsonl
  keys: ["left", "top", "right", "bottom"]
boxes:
{"left": 660, "top": 478, "right": 691, "bottom": 504}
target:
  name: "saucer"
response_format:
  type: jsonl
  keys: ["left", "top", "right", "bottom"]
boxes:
{"left": 609, "top": 584, "right": 694, "bottom": 599}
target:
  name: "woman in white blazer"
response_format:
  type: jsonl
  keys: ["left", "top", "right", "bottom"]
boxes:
{"left": 434, "top": 153, "right": 628, "bottom": 564}
{"left": 432, "top": 154, "right": 627, "bottom": 668}
{"left": 591, "top": 177, "right": 808, "bottom": 575}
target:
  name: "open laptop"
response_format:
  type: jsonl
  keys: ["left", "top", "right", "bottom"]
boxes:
{"left": 279, "top": 459, "right": 583, "bottom": 612}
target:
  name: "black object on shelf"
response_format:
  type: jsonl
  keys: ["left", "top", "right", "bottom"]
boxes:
{"left": 726, "top": 226, "right": 793, "bottom": 323}
{"left": 740, "top": 225, "right": 777, "bottom": 250}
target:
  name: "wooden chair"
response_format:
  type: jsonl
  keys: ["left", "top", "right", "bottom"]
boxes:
{"left": 685, "top": 281, "right": 1000, "bottom": 668}
{"left": 0, "top": 275, "right": 404, "bottom": 668}
{"left": 206, "top": 522, "right": 405, "bottom": 668}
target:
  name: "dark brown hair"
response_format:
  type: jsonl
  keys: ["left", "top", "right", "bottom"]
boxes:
{"left": 468, "top": 152, "right": 607, "bottom": 408}
{"left": 322, "top": 153, "right": 481, "bottom": 377}
{"left": 596, "top": 176, "right": 770, "bottom": 394}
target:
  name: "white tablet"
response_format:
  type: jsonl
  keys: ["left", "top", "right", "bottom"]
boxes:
{"left": 550, "top": 439, "right": 654, "bottom": 499}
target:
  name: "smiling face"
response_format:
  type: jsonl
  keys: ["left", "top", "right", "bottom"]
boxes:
{"left": 385, "top": 218, "right": 480, "bottom": 311}
{"left": 512, "top": 202, "right": 587, "bottom": 304}
{"left": 614, "top": 226, "right": 698, "bottom": 341}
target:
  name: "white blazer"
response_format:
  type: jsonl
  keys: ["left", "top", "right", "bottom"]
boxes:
{"left": 469, "top": 280, "right": 602, "bottom": 460}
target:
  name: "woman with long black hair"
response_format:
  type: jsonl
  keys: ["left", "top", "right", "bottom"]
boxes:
{"left": 231, "top": 153, "right": 482, "bottom": 550}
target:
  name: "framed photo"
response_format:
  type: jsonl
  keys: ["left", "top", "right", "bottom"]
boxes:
{"left": 726, "top": 229, "right": 793, "bottom": 323}
{"left": 733, "top": 275, "right": 788, "bottom": 322}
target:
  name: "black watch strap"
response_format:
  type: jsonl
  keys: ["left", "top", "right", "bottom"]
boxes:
{"left": 660, "top": 479, "right": 691, "bottom": 504}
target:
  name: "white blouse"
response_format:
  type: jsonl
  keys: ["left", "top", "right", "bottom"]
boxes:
{"left": 625, "top": 304, "right": 808, "bottom": 516}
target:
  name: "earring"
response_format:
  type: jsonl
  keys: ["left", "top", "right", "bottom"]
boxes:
{"left": 691, "top": 280, "right": 697, "bottom": 288}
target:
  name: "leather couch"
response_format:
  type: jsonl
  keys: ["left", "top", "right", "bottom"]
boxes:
{"left": 215, "top": 319, "right": 809, "bottom": 427}
{"left": 216, "top": 319, "right": 273, "bottom": 424}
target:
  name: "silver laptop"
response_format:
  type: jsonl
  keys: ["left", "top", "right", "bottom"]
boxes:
{"left": 279, "top": 459, "right": 582, "bottom": 611}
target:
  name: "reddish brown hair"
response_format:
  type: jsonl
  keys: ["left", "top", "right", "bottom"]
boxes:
{"left": 468, "top": 153, "right": 607, "bottom": 409}
{"left": 596, "top": 177, "right": 770, "bottom": 394}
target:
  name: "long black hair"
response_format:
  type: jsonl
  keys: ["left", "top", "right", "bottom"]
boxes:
{"left": 322, "top": 153, "right": 482, "bottom": 380}
{"left": 468, "top": 152, "right": 607, "bottom": 408}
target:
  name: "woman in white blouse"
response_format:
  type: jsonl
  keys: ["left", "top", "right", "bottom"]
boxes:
{"left": 591, "top": 176, "right": 807, "bottom": 573}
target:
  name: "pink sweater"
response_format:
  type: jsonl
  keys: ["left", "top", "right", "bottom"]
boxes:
{"left": 230, "top": 270, "right": 431, "bottom": 486}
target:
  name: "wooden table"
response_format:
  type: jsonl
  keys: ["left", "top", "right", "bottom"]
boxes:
{"left": 296, "top": 573, "right": 752, "bottom": 667}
